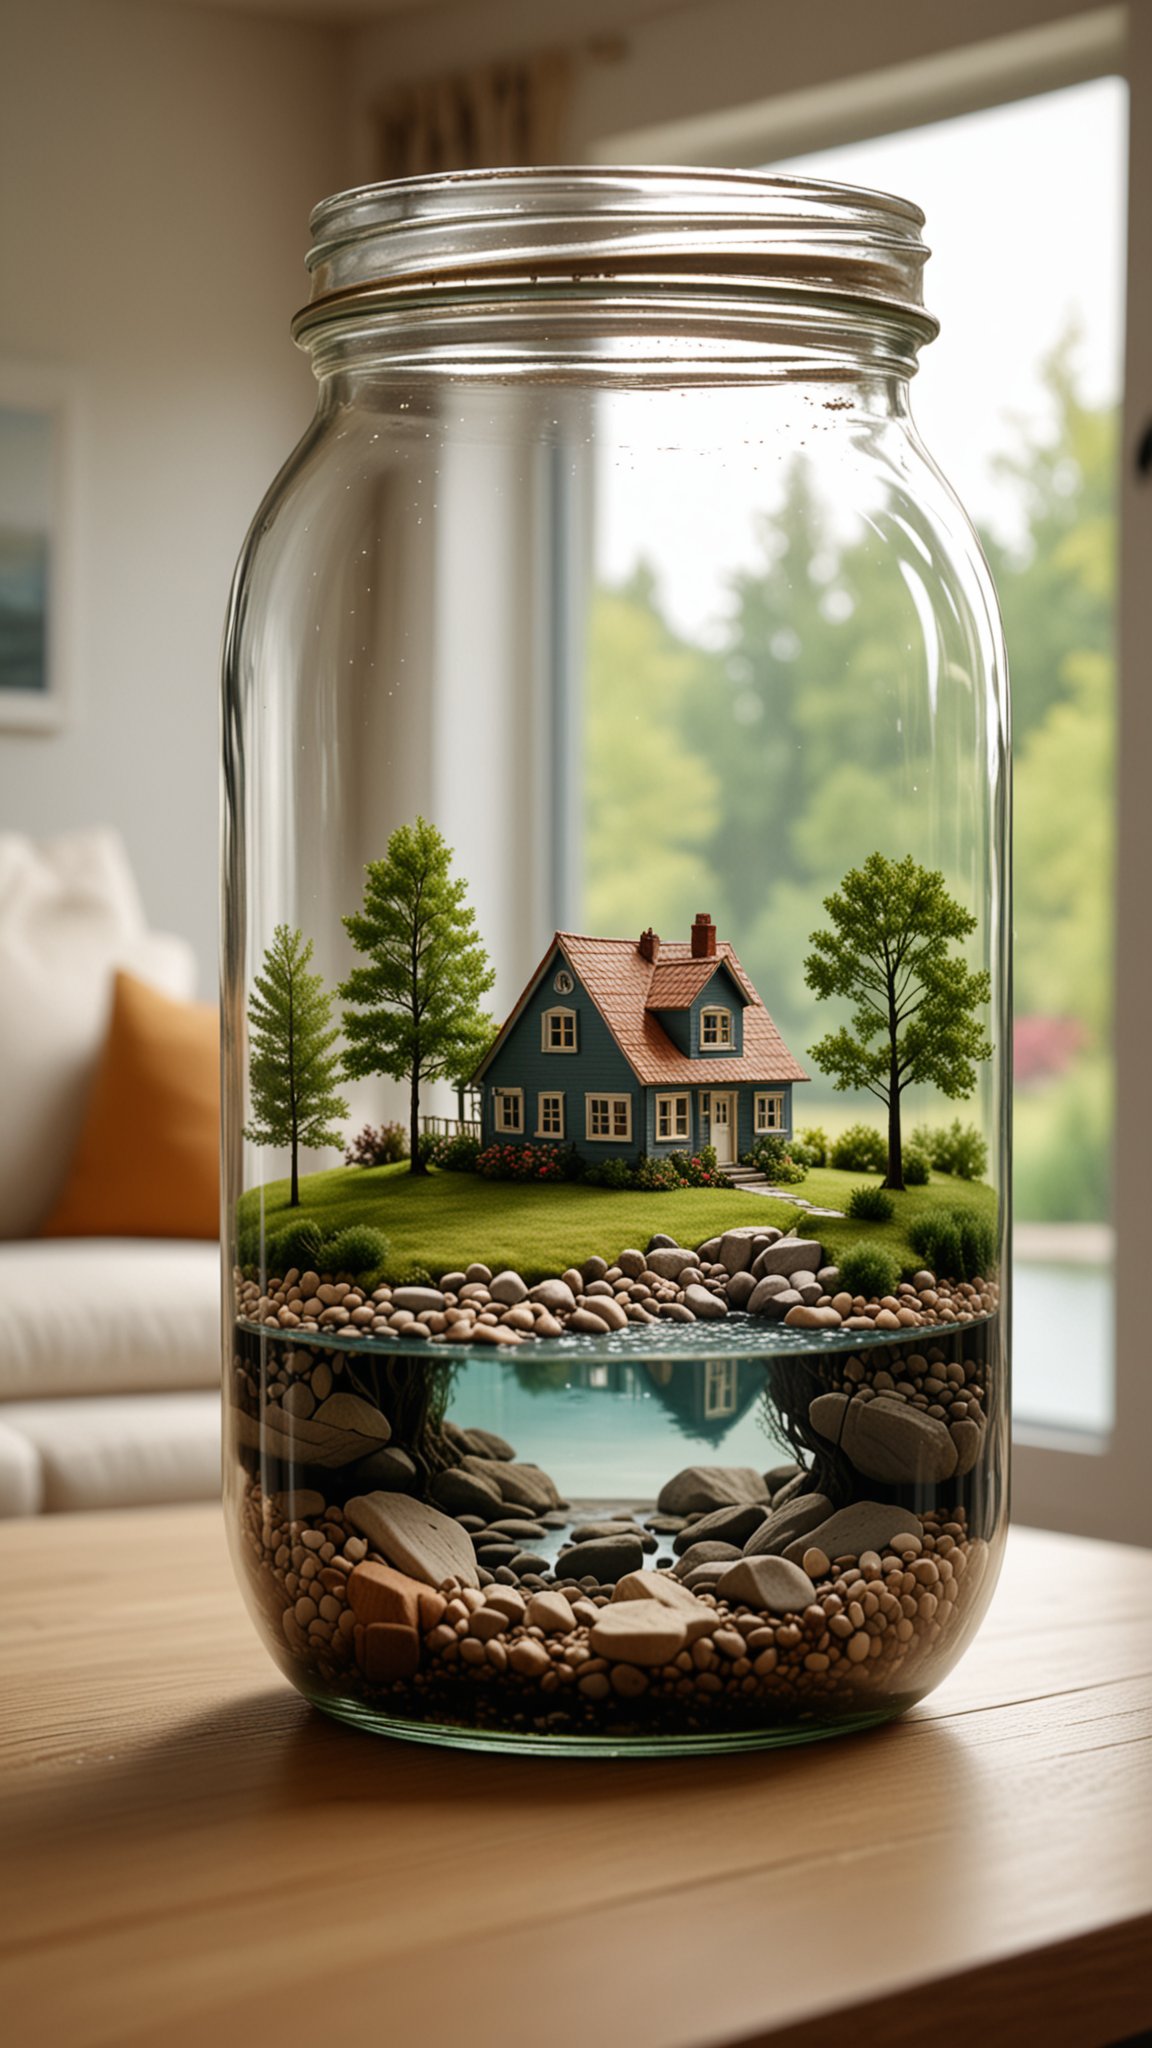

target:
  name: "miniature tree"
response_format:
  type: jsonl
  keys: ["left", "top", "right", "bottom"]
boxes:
{"left": 243, "top": 925, "right": 349, "bottom": 1208}
{"left": 339, "top": 817, "right": 495, "bottom": 1175}
{"left": 804, "top": 853, "right": 992, "bottom": 1191}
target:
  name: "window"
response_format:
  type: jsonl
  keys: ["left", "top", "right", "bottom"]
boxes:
{"left": 537, "top": 1091, "right": 565, "bottom": 1137}
{"left": 586, "top": 1093, "right": 632, "bottom": 1141}
{"left": 754, "top": 1092, "right": 784, "bottom": 1133}
{"left": 542, "top": 1006, "right": 577, "bottom": 1052}
{"left": 493, "top": 1088, "right": 523, "bottom": 1134}
{"left": 656, "top": 1092, "right": 691, "bottom": 1141}
{"left": 700, "top": 1007, "right": 732, "bottom": 1047}
{"left": 704, "top": 1358, "right": 739, "bottom": 1419}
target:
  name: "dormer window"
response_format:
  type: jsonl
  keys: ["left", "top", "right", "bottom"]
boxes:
{"left": 700, "top": 1007, "right": 733, "bottom": 1047}
{"left": 543, "top": 1006, "right": 577, "bottom": 1052}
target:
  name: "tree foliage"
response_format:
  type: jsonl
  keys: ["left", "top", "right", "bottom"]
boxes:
{"left": 244, "top": 925, "right": 349, "bottom": 1207}
{"left": 339, "top": 817, "right": 495, "bottom": 1174}
{"left": 804, "top": 855, "right": 992, "bottom": 1189}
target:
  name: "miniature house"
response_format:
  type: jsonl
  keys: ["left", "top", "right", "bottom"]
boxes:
{"left": 473, "top": 914, "right": 807, "bottom": 1168}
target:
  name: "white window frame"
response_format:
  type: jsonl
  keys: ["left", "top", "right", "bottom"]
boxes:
{"left": 585, "top": 3, "right": 1150, "bottom": 1548}
{"left": 493, "top": 1087, "right": 523, "bottom": 1135}
{"left": 700, "top": 1006, "right": 733, "bottom": 1047}
{"left": 586, "top": 1092, "right": 632, "bottom": 1142}
{"left": 754, "top": 1092, "right": 785, "bottom": 1133}
{"left": 656, "top": 1092, "right": 691, "bottom": 1141}
{"left": 537, "top": 1090, "right": 565, "bottom": 1138}
{"left": 542, "top": 1005, "right": 577, "bottom": 1052}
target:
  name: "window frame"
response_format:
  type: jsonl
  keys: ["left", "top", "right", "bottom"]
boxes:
{"left": 655, "top": 1091, "right": 691, "bottom": 1141}
{"left": 586, "top": 1092, "right": 633, "bottom": 1142}
{"left": 582, "top": 4, "right": 1150, "bottom": 1546}
{"left": 493, "top": 1087, "right": 524, "bottom": 1135}
{"left": 541, "top": 1005, "right": 577, "bottom": 1052}
{"left": 700, "top": 1005, "right": 733, "bottom": 1048}
{"left": 537, "top": 1090, "right": 565, "bottom": 1138}
{"left": 754, "top": 1091, "right": 785, "bottom": 1133}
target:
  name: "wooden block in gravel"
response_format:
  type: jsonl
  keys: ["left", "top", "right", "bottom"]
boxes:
{"left": 346, "top": 1561, "right": 423, "bottom": 1628}
{"left": 346, "top": 1492, "right": 480, "bottom": 1588}
{"left": 358, "top": 1621, "right": 421, "bottom": 1682}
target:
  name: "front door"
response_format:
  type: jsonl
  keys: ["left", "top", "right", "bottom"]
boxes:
{"left": 709, "top": 1092, "right": 736, "bottom": 1165}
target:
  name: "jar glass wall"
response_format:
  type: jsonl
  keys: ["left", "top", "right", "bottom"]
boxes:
{"left": 222, "top": 169, "right": 1009, "bottom": 1755}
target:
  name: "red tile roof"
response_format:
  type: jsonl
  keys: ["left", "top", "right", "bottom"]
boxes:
{"left": 475, "top": 931, "right": 807, "bottom": 1087}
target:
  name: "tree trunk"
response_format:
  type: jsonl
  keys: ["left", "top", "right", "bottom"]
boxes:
{"left": 409, "top": 1063, "right": 427, "bottom": 1174}
{"left": 290, "top": 1140, "right": 299, "bottom": 1208}
{"left": 884, "top": 1069, "right": 905, "bottom": 1192}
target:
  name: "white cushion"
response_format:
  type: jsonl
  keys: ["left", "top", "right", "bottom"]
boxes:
{"left": 0, "top": 1417, "right": 42, "bottom": 1515}
{"left": 0, "top": 1239, "right": 219, "bottom": 1400}
{"left": 0, "top": 1392, "right": 220, "bottom": 1513}
{"left": 0, "top": 829, "right": 197, "bottom": 1237}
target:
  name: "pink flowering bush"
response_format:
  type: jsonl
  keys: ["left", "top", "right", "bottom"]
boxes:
{"left": 476, "top": 1141, "right": 568, "bottom": 1182}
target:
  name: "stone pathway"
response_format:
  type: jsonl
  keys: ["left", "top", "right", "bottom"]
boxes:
{"left": 719, "top": 1166, "right": 845, "bottom": 1217}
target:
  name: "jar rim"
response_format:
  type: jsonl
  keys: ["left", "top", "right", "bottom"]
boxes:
{"left": 296, "top": 164, "right": 938, "bottom": 353}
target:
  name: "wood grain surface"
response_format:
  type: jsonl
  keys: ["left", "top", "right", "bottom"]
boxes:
{"left": 0, "top": 1506, "right": 1150, "bottom": 2048}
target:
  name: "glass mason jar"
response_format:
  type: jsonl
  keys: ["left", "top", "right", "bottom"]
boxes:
{"left": 222, "top": 168, "right": 1010, "bottom": 1755}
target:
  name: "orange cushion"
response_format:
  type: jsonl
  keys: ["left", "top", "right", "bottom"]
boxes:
{"left": 41, "top": 970, "right": 219, "bottom": 1240}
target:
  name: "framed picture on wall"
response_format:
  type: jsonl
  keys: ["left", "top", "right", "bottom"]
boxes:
{"left": 0, "top": 364, "right": 77, "bottom": 732}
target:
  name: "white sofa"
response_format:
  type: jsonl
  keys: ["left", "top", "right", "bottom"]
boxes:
{"left": 0, "top": 832, "right": 220, "bottom": 1514}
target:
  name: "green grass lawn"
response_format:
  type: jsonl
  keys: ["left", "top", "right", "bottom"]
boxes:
{"left": 238, "top": 1161, "right": 998, "bottom": 1284}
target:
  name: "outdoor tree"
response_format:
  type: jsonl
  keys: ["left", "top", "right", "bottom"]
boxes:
{"left": 243, "top": 925, "right": 349, "bottom": 1208}
{"left": 339, "top": 817, "right": 496, "bottom": 1174}
{"left": 804, "top": 854, "right": 992, "bottom": 1190}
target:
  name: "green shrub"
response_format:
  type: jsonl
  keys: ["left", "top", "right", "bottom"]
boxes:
{"left": 742, "top": 1134, "right": 807, "bottom": 1182}
{"left": 324, "top": 1223, "right": 391, "bottom": 1284}
{"left": 792, "top": 1125, "right": 829, "bottom": 1168}
{"left": 829, "top": 1122, "right": 888, "bottom": 1174}
{"left": 911, "top": 1118, "right": 988, "bottom": 1181}
{"left": 266, "top": 1217, "right": 326, "bottom": 1278}
{"left": 429, "top": 1131, "right": 482, "bottom": 1173}
{"left": 634, "top": 1154, "right": 682, "bottom": 1191}
{"left": 846, "top": 1183, "right": 895, "bottom": 1222}
{"left": 902, "top": 1149, "right": 931, "bottom": 1186}
{"left": 837, "top": 1240, "right": 901, "bottom": 1300}
{"left": 908, "top": 1207, "right": 998, "bottom": 1282}
{"left": 584, "top": 1157, "right": 635, "bottom": 1190}
{"left": 668, "top": 1146, "right": 723, "bottom": 1187}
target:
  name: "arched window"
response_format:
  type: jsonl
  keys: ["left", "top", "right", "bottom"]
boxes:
{"left": 542, "top": 1006, "right": 577, "bottom": 1051}
{"left": 700, "top": 1006, "right": 733, "bottom": 1047}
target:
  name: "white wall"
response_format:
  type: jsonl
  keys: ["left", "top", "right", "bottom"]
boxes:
{"left": 0, "top": 0, "right": 346, "bottom": 989}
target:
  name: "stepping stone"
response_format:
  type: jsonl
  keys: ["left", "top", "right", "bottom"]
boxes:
{"left": 672, "top": 1503, "right": 769, "bottom": 1554}
{"left": 742, "top": 1493, "right": 833, "bottom": 1556}
{"left": 589, "top": 1598, "right": 689, "bottom": 1665}
{"left": 554, "top": 1534, "right": 644, "bottom": 1583}
{"left": 657, "top": 1466, "right": 770, "bottom": 1516}
{"left": 716, "top": 1554, "right": 816, "bottom": 1614}
{"left": 809, "top": 1392, "right": 958, "bottom": 1485}
{"left": 345, "top": 1491, "right": 480, "bottom": 1588}
{"left": 783, "top": 1502, "right": 924, "bottom": 1566}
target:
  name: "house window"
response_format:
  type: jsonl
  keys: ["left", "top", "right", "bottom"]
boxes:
{"left": 537, "top": 1091, "right": 565, "bottom": 1138}
{"left": 704, "top": 1358, "right": 739, "bottom": 1419}
{"left": 700, "top": 1007, "right": 732, "bottom": 1047}
{"left": 542, "top": 1006, "right": 577, "bottom": 1052}
{"left": 494, "top": 1088, "right": 523, "bottom": 1134}
{"left": 586, "top": 1093, "right": 632, "bottom": 1142}
{"left": 656, "top": 1093, "right": 691, "bottom": 1141}
{"left": 754, "top": 1092, "right": 784, "bottom": 1133}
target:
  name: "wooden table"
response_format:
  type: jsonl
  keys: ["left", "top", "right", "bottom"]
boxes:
{"left": 1, "top": 1507, "right": 1150, "bottom": 2048}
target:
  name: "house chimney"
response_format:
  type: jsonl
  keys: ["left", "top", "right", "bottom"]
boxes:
{"left": 691, "top": 913, "right": 716, "bottom": 959}
{"left": 638, "top": 927, "right": 660, "bottom": 963}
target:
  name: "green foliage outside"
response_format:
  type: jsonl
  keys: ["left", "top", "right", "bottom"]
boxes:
{"left": 340, "top": 817, "right": 496, "bottom": 1176}
{"left": 243, "top": 925, "right": 349, "bottom": 1208}
{"left": 805, "top": 855, "right": 991, "bottom": 1190}
{"left": 583, "top": 338, "right": 1115, "bottom": 1223}
{"left": 237, "top": 1159, "right": 995, "bottom": 1287}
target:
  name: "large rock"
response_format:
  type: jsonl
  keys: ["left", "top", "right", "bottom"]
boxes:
{"left": 657, "top": 1465, "right": 770, "bottom": 1516}
{"left": 391, "top": 1285, "right": 447, "bottom": 1313}
{"left": 646, "top": 1246, "right": 700, "bottom": 1281}
{"left": 784, "top": 1305, "right": 843, "bottom": 1330}
{"left": 673, "top": 1541, "right": 744, "bottom": 1575}
{"left": 345, "top": 1492, "right": 480, "bottom": 1587}
{"left": 461, "top": 1456, "right": 563, "bottom": 1512}
{"left": 726, "top": 1270, "right": 759, "bottom": 1309}
{"left": 716, "top": 1554, "right": 816, "bottom": 1614}
{"left": 747, "top": 1274, "right": 795, "bottom": 1316}
{"left": 751, "top": 1238, "right": 825, "bottom": 1279}
{"left": 783, "top": 1502, "right": 924, "bottom": 1566}
{"left": 464, "top": 1427, "right": 516, "bottom": 1461}
{"left": 349, "top": 1447, "right": 419, "bottom": 1494}
{"left": 555, "top": 1534, "right": 644, "bottom": 1583}
{"left": 430, "top": 1467, "right": 506, "bottom": 1518}
{"left": 950, "top": 1415, "right": 986, "bottom": 1476}
{"left": 589, "top": 1598, "right": 689, "bottom": 1665}
{"left": 684, "top": 1284, "right": 728, "bottom": 1320}
{"left": 809, "top": 1391, "right": 958, "bottom": 1485}
{"left": 528, "top": 1278, "right": 576, "bottom": 1313}
{"left": 612, "top": 1570, "right": 716, "bottom": 1641}
{"left": 743, "top": 1492, "right": 834, "bottom": 1556}
{"left": 672, "top": 1502, "right": 769, "bottom": 1554}
{"left": 489, "top": 1270, "right": 528, "bottom": 1305}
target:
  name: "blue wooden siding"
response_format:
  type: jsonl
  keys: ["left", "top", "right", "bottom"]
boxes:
{"left": 481, "top": 947, "right": 639, "bottom": 1158}
{"left": 688, "top": 963, "right": 746, "bottom": 1057}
